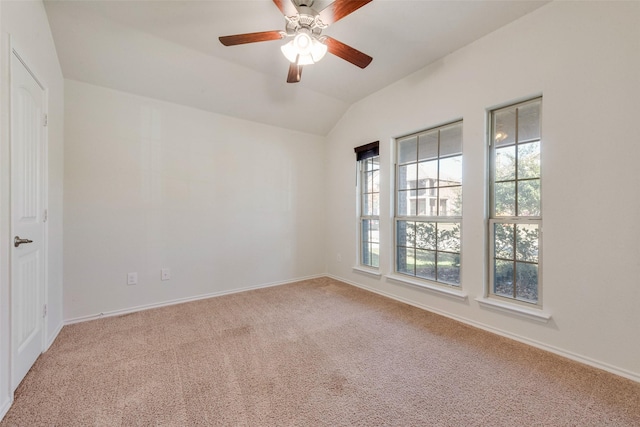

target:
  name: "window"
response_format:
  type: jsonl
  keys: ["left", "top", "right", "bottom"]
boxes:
{"left": 395, "top": 121, "right": 462, "bottom": 286}
{"left": 489, "top": 98, "right": 542, "bottom": 305}
{"left": 356, "top": 142, "right": 380, "bottom": 269}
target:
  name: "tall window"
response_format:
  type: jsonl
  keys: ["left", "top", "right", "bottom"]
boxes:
{"left": 356, "top": 142, "right": 380, "bottom": 268}
{"left": 489, "top": 98, "right": 542, "bottom": 305}
{"left": 395, "top": 121, "right": 462, "bottom": 286}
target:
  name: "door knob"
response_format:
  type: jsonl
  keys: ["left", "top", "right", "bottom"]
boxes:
{"left": 14, "top": 236, "right": 33, "bottom": 247}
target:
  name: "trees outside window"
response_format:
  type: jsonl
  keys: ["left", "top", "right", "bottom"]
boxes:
{"left": 355, "top": 141, "right": 380, "bottom": 269}
{"left": 395, "top": 121, "right": 462, "bottom": 286}
{"left": 489, "top": 98, "right": 542, "bottom": 304}
{"left": 360, "top": 156, "right": 380, "bottom": 268}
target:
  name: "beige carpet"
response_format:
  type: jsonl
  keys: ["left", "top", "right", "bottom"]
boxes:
{"left": 2, "top": 277, "right": 639, "bottom": 426}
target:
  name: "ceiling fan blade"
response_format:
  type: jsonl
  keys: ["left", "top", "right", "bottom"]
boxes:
{"left": 219, "top": 31, "right": 285, "bottom": 46}
{"left": 322, "top": 36, "right": 372, "bottom": 69}
{"left": 319, "top": 0, "right": 372, "bottom": 26}
{"left": 272, "top": 0, "right": 299, "bottom": 17}
{"left": 287, "top": 60, "right": 303, "bottom": 83}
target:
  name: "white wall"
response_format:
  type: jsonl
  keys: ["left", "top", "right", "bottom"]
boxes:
{"left": 0, "top": 0, "right": 64, "bottom": 418}
{"left": 63, "top": 80, "right": 326, "bottom": 320}
{"left": 325, "top": 1, "right": 640, "bottom": 380}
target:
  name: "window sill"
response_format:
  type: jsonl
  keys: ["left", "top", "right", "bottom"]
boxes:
{"left": 352, "top": 266, "right": 382, "bottom": 278}
{"left": 385, "top": 274, "right": 468, "bottom": 300}
{"left": 475, "top": 297, "right": 551, "bottom": 323}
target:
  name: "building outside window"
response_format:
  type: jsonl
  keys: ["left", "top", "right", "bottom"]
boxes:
{"left": 395, "top": 121, "right": 462, "bottom": 286}
{"left": 489, "top": 98, "right": 542, "bottom": 305}
{"left": 355, "top": 142, "right": 380, "bottom": 269}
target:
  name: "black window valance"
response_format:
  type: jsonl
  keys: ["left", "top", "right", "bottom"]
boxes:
{"left": 354, "top": 141, "right": 379, "bottom": 161}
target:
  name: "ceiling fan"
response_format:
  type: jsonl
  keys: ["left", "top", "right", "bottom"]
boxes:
{"left": 219, "top": 0, "right": 373, "bottom": 83}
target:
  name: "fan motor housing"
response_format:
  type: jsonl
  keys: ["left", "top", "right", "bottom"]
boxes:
{"left": 285, "top": 7, "right": 325, "bottom": 36}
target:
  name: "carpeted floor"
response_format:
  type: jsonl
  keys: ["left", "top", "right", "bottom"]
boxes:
{"left": 2, "top": 277, "right": 639, "bottom": 426}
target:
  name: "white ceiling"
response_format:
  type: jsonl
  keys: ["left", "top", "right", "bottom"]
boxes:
{"left": 44, "top": 0, "right": 548, "bottom": 135}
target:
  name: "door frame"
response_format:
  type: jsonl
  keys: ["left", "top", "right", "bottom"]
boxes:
{"left": 8, "top": 40, "right": 49, "bottom": 394}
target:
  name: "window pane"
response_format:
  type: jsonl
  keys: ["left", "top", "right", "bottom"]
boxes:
{"left": 362, "top": 220, "right": 371, "bottom": 242}
{"left": 494, "top": 223, "right": 514, "bottom": 260}
{"left": 428, "top": 197, "right": 437, "bottom": 216}
{"left": 362, "top": 241, "right": 371, "bottom": 266}
{"left": 397, "top": 190, "right": 416, "bottom": 216}
{"left": 494, "top": 181, "right": 515, "bottom": 216}
{"left": 516, "top": 224, "right": 538, "bottom": 262}
{"left": 416, "top": 249, "right": 436, "bottom": 280}
{"left": 517, "top": 141, "right": 540, "bottom": 180}
{"left": 517, "top": 101, "right": 541, "bottom": 143}
{"left": 417, "top": 160, "right": 438, "bottom": 187}
{"left": 363, "top": 170, "right": 371, "bottom": 194}
{"left": 370, "top": 243, "right": 380, "bottom": 268}
{"left": 363, "top": 194, "right": 371, "bottom": 216}
{"left": 490, "top": 98, "right": 541, "bottom": 304}
{"left": 397, "top": 247, "right": 415, "bottom": 275}
{"left": 494, "top": 109, "right": 516, "bottom": 147}
{"left": 516, "top": 262, "right": 538, "bottom": 303}
{"left": 396, "top": 221, "right": 415, "bottom": 247}
{"left": 363, "top": 219, "right": 380, "bottom": 244}
{"left": 517, "top": 179, "right": 540, "bottom": 216}
{"left": 398, "top": 136, "right": 417, "bottom": 164}
{"left": 418, "top": 130, "right": 438, "bottom": 161}
{"left": 494, "top": 259, "right": 514, "bottom": 297}
{"left": 369, "top": 156, "right": 380, "bottom": 172}
{"left": 495, "top": 146, "right": 516, "bottom": 181}
{"left": 438, "top": 186, "right": 461, "bottom": 217}
{"left": 398, "top": 164, "right": 415, "bottom": 190}
{"left": 359, "top": 156, "right": 379, "bottom": 270}
{"left": 371, "top": 193, "right": 379, "bottom": 216}
{"left": 369, "top": 220, "right": 380, "bottom": 243}
{"left": 365, "top": 170, "right": 380, "bottom": 193}
{"left": 440, "top": 123, "right": 463, "bottom": 156}
{"left": 437, "top": 252, "right": 460, "bottom": 285}
{"left": 416, "top": 198, "right": 427, "bottom": 216}
{"left": 439, "top": 156, "right": 462, "bottom": 186}
{"left": 437, "top": 223, "right": 460, "bottom": 252}
{"left": 396, "top": 121, "right": 463, "bottom": 286}
{"left": 415, "top": 221, "right": 436, "bottom": 250}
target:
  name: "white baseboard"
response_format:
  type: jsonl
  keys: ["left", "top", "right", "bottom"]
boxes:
{"left": 0, "top": 396, "right": 12, "bottom": 423}
{"left": 328, "top": 274, "right": 640, "bottom": 384}
{"left": 45, "top": 321, "right": 64, "bottom": 351}
{"left": 64, "top": 274, "right": 324, "bottom": 325}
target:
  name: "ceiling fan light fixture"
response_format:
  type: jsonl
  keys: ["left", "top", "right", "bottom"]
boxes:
{"left": 281, "top": 33, "right": 327, "bottom": 65}
{"left": 220, "top": 0, "right": 373, "bottom": 82}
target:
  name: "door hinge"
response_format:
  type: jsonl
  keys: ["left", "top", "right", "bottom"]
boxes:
{"left": 43, "top": 209, "right": 48, "bottom": 222}
{"left": 43, "top": 114, "right": 48, "bottom": 127}
{"left": 43, "top": 304, "right": 47, "bottom": 318}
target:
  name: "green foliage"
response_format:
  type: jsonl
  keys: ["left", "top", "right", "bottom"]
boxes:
{"left": 493, "top": 223, "right": 539, "bottom": 302}
{"left": 397, "top": 221, "right": 460, "bottom": 285}
{"left": 494, "top": 141, "right": 540, "bottom": 217}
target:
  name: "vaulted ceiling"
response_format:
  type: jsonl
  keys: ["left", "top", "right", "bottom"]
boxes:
{"left": 44, "top": 0, "right": 548, "bottom": 135}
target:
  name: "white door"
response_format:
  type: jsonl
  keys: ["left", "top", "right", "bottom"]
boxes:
{"left": 10, "top": 50, "right": 46, "bottom": 391}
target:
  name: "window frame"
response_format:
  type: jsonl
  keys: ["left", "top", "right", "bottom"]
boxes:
{"left": 488, "top": 97, "right": 543, "bottom": 307}
{"left": 355, "top": 141, "right": 380, "bottom": 271}
{"left": 393, "top": 120, "right": 463, "bottom": 288}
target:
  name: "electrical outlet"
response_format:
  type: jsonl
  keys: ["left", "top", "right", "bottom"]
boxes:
{"left": 337, "top": 253, "right": 342, "bottom": 262}
{"left": 127, "top": 272, "right": 137, "bottom": 285}
{"left": 161, "top": 268, "right": 171, "bottom": 281}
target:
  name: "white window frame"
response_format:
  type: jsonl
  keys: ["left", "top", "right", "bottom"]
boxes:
{"left": 488, "top": 97, "right": 543, "bottom": 307}
{"left": 355, "top": 142, "right": 380, "bottom": 272}
{"left": 393, "top": 121, "right": 463, "bottom": 288}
